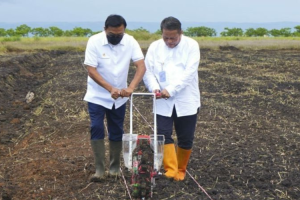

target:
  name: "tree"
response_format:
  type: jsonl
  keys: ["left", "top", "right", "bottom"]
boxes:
{"left": 6, "top": 28, "right": 16, "bottom": 37}
{"left": 71, "top": 27, "right": 93, "bottom": 37}
{"left": 154, "top": 29, "right": 162, "bottom": 35}
{"left": 126, "top": 27, "right": 150, "bottom": 35}
{"left": 185, "top": 26, "right": 216, "bottom": 37}
{"left": 245, "top": 28, "right": 257, "bottom": 37}
{"left": 293, "top": 25, "right": 300, "bottom": 36}
{"left": 293, "top": 32, "right": 300, "bottom": 37}
{"left": 91, "top": 31, "right": 101, "bottom": 35}
{"left": 82, "top": 28, "right": 93, "bottom": 37}
{"left": 126, "top": 28, "right": 153, "bottom": 40}
{"left": 279, "top": 28, "right": 292, "bottom": 37}
{"left": 131, "top": 27, "right": 150, "bottom": 33}
{"left": 64, "top": 30, "right": 73, "bottom": 37}
{"left": 31, "top": 27, "right": 50, "bottom": 37}
{"left": 15, "top": 24, "right": 31, "bottom": 37}
{"left": 49, "top": 26, "right": 64, "bottom": 37}
{"left": 294, "top": 25, "right": 300, "bottom": 33}
{"left": 220, "top": 27, "right": 243, "bottom": 37}
{"left": 255, "top": 27, "right": 268, "bottom": 37}
{"left": 0, "top": 28, "right": 6, "bottom": 37}
{"left": 269, "top": 29, "right": 281, "bottom": 37}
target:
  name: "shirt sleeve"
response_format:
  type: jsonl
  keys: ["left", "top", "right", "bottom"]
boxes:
{"left": 143, "top": 43, "right": 161, "bottom": 92}
{"left": 84, "top": 36, "right": 98, "bottom": 68}
{"left": 165, "top": 41, "right": 200, "bottom": 96}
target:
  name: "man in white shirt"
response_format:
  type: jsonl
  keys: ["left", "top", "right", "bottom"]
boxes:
{"left": 84, "top": 14, "right": 146, "bottom": 182}
{"left": 143, "top": 16, "right": 200, "bottom": 181}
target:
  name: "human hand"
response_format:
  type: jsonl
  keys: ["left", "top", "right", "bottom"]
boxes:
{"left": 161, "top": 89, "right": 170, "bottom": 100}
{"left": 153, "top": 89, "right": 162, "bottom": 99}
{"left": 111, "top": 87, "right": 121, "bottom": 100}
{"left": 120, "top": 87, "right": 134, "bottom": 98}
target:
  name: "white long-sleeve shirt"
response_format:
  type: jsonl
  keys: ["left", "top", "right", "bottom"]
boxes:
{"left": 143, "top": 35, "right": 201, "bottom": 117}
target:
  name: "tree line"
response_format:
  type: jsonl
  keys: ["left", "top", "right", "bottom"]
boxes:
{"left": 0, "top": 24, "right": 300, "bottom": 37}
{"left": 0, "top": 24, "right": 96, "bottom": 37}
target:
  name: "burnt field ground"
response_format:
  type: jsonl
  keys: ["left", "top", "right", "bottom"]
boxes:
{"left": 0, "top": 47, "right": 300, "bottom": 200}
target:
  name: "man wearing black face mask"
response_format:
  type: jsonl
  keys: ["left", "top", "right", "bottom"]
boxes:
{"left": 106, "top": 33, "right": 123, "bottom": 45}
{"left": 83, "top": 14, "right": 146, "bottom": 182}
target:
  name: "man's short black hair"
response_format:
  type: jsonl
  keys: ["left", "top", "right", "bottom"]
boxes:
{"left": 105, "top": 14, "right": 127, "bottom": 29}
{"left": 160, "top": 16, "right": 181, "bottom": 32}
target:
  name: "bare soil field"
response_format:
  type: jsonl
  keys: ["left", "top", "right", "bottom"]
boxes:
{"left": 0, "top": 47, "right": 299, "bottom": 200}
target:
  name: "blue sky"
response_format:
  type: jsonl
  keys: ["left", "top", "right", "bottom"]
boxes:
{"left": 0, "top": 0, "right": 299, "bottom": 23}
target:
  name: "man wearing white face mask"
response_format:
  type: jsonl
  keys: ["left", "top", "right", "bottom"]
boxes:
{"left": 143, "top": 16, "right": 200, "bottom": 181}
{"left": 84, "top": 14, "right": 146, "bottom": 182}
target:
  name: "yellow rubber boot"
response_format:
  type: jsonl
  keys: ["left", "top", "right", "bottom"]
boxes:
{"left": 163, "top": 144, "right": 178, "bottom": 178}
{"left": 175, "top": 147, "right": 192, "bottom": 181}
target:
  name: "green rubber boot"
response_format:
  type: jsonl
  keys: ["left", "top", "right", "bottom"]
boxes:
{"left": 90, "top": 139, "right": 105, "bottom": 182}
{"left": 109, "top": 141, "right": 122, "bottom": 176}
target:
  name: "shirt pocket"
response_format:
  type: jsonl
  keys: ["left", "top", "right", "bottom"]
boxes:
{"left": 97, "top": 54, "right": 111, "bottom": 68}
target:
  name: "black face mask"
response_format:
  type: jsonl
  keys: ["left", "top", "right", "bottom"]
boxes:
{"left": 107, "top": 34, "right": 124, "bottom": 45}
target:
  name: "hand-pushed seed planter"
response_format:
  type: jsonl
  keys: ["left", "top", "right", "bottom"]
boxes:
{"left": 122, "top": 93, "right": 165, "bottom": 199}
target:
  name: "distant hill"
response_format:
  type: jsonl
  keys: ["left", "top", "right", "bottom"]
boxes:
{"left": 1, "top": 21, "right": 299, "bottom": 35}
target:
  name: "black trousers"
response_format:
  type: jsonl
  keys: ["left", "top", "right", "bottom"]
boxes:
{"left": 157, "top": 107, "right": 199, "bottom": 149}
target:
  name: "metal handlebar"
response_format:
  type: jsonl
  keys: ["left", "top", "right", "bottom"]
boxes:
{"left": 129, "top": 92, "right": 157, "bottom": 138}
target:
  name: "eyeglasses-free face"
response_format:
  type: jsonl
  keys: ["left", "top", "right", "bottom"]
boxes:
{"left": 162, "top": 29, "right": 182, "bottom": 48}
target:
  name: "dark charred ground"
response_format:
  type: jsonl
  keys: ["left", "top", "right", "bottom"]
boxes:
{"left": 0, "top": 48, "right": 300, "bottom": 200}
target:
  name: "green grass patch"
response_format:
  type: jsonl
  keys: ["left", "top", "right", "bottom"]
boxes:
{"left": 0, "top": 37, "right": 88, "bottom": 53}
{"left": 195, "top": 37, "right": 300, "bottom": 50}
{"left": 1, "top": 36, "right": 300, "bottom": 53}
{"left": 1, "top": 37, "right": 21, "bottom": 42}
